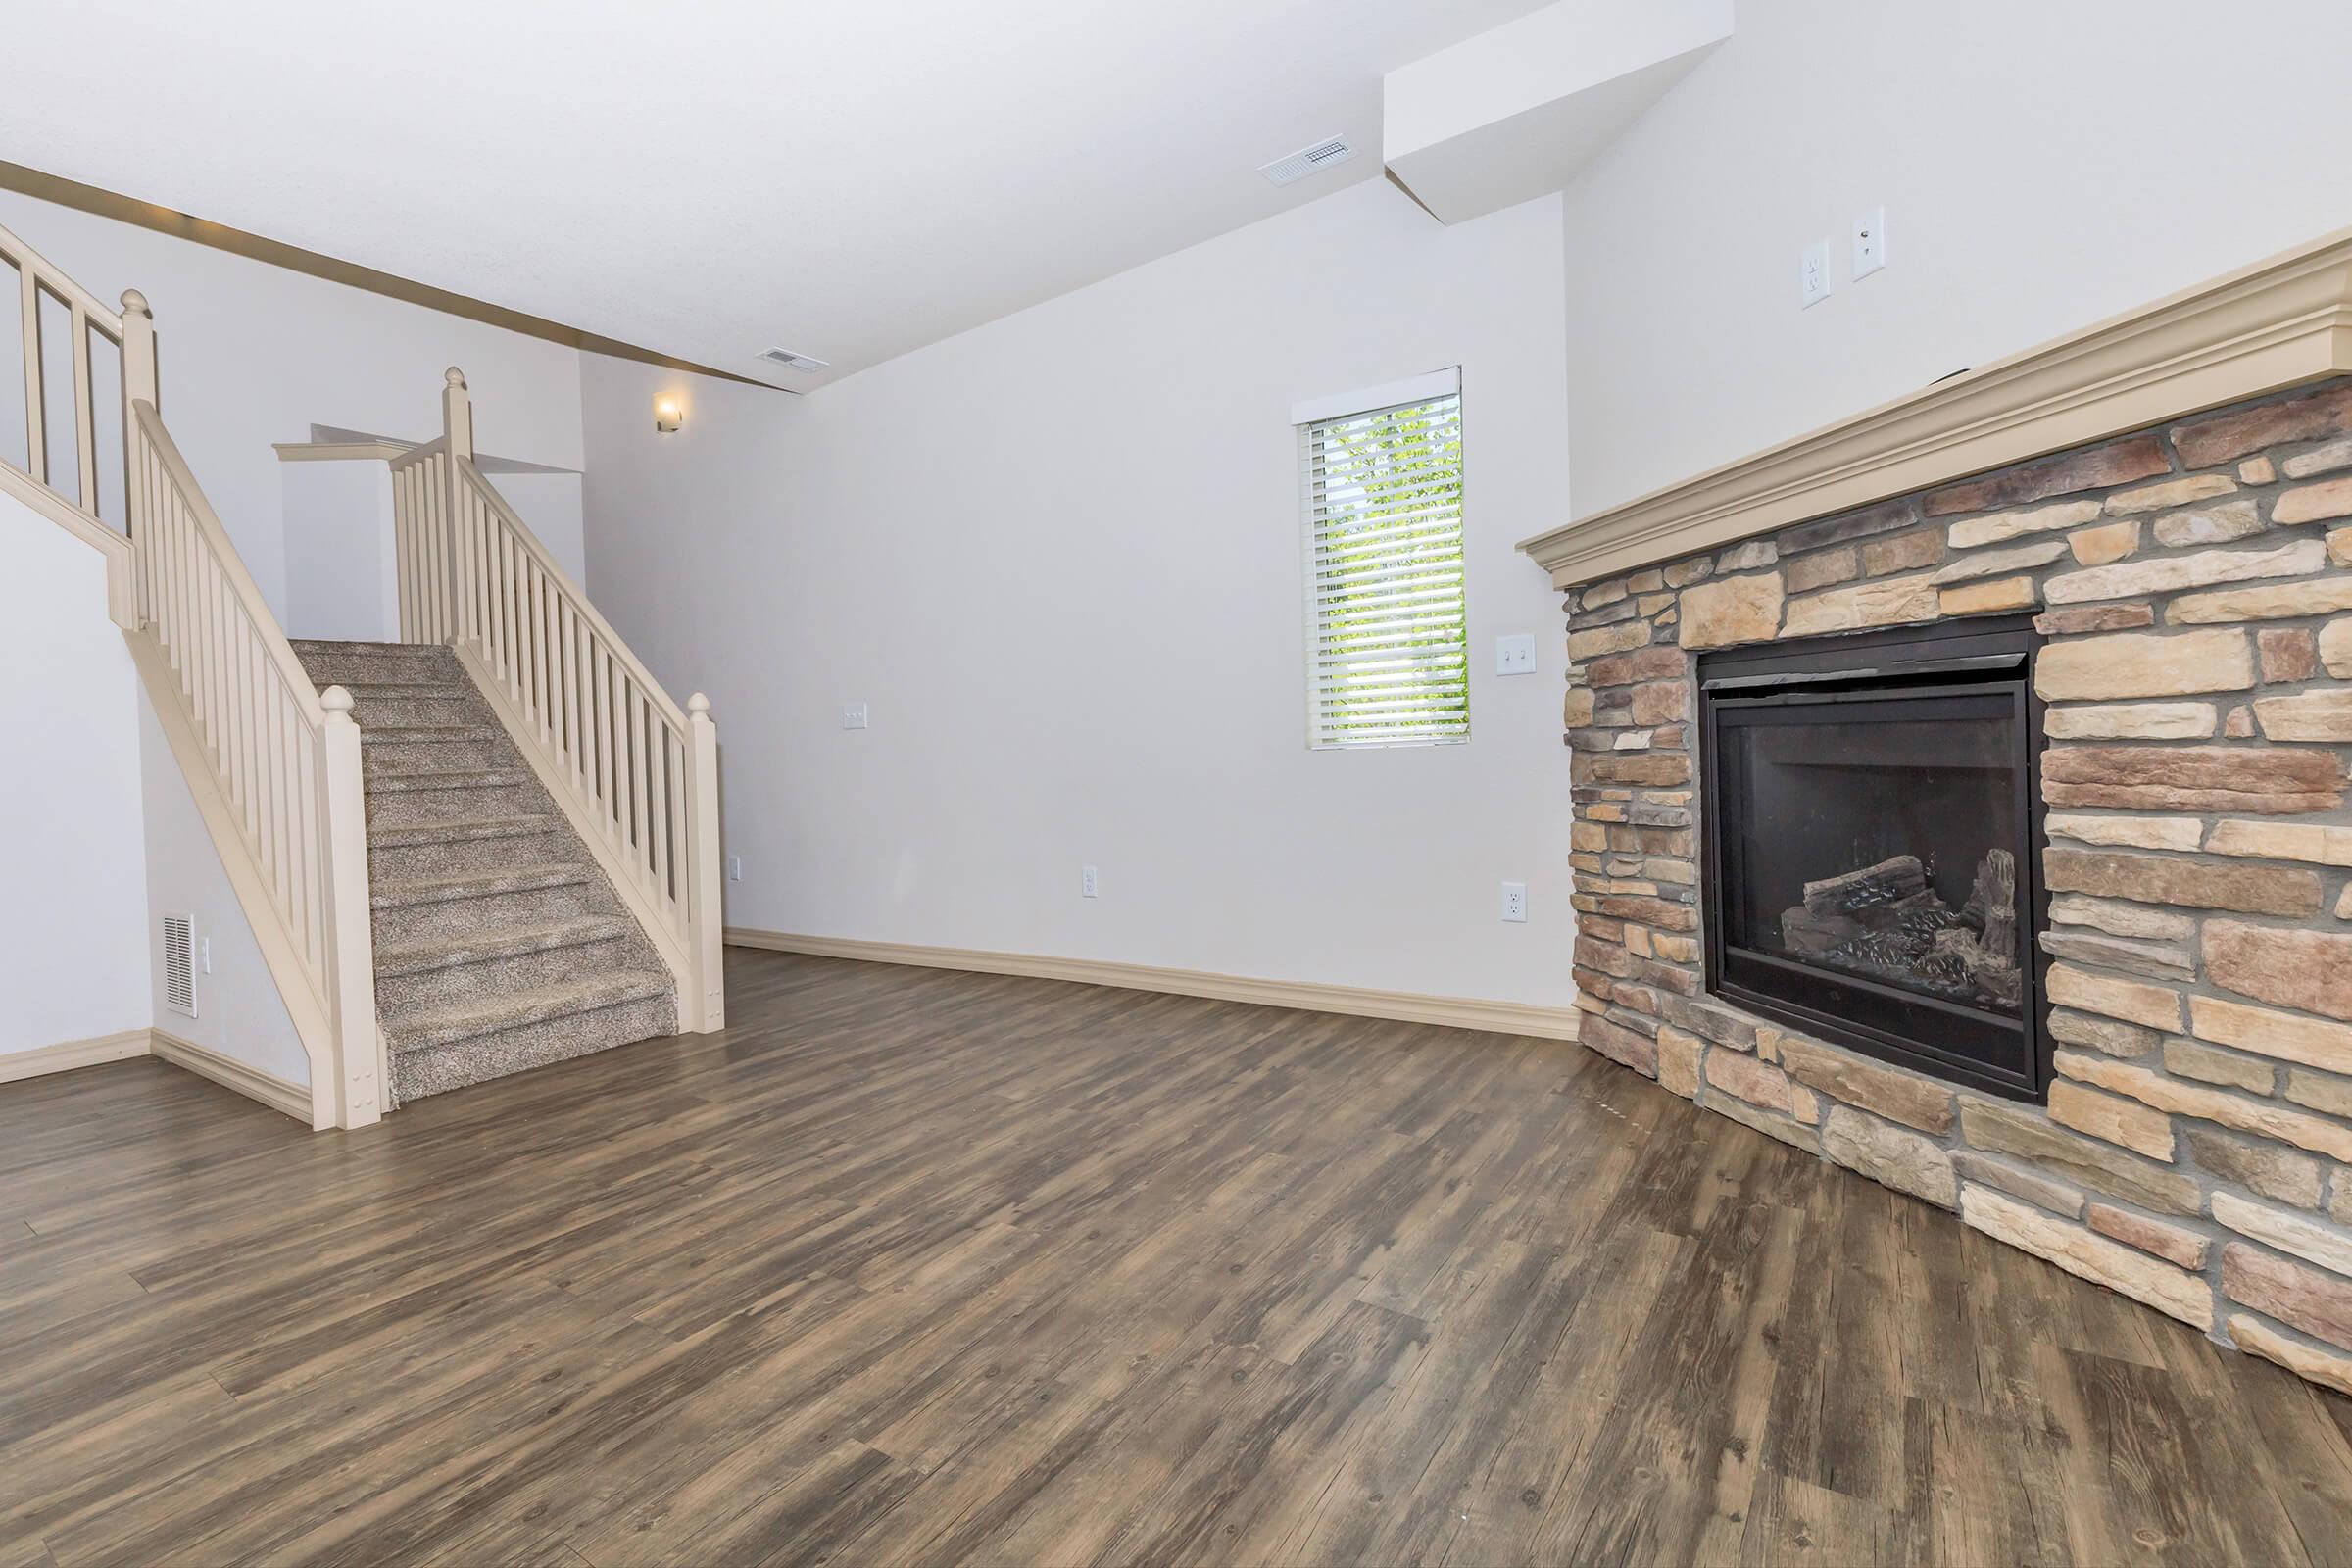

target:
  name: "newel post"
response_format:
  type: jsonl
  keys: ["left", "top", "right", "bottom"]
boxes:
{"left": 114, "top": 289, "right": 157, "bottom": 629}
{"left": 319, "top": 686, "right": 384, "bottom": 1128}
{"left": 438, "top": 367, "right": 472, "bottom": 644}
{"left": 685, "top": 692, "right": 726, "bottom": 1031}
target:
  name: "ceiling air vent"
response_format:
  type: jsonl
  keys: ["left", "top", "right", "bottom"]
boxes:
{"left": 1258, "top": 135, "right": 1357, "bottom": 188}
{"left": 760, "top": 347, "right": 831, "bottom": 372}
{"left": 163, "top": 912, "right": 197, "bottom": 1018}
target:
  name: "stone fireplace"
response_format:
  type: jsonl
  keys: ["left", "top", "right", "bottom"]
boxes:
{"left": 1522, "top": 230, "right": 2352, "bottom": 1397}
{"left": 1697, "top": 614, "right": 2045, "bottom": 1098}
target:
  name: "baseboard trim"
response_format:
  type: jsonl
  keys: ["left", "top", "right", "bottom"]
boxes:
{"left": 0, "top": 1028, "right": 153, "bottom": 1084}
{"left": 150, "top": 1030, "right": 313, "bottom": 1124}
{"left": 725, "top": 929, "right": 1581, "bottom": 1042}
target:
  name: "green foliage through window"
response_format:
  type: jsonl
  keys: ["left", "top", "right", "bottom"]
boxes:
{"left": 1302, "top": 390, "right": 1466, "bottom": 747}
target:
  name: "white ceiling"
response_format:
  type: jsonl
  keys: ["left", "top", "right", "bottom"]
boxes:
{"left": 1, "top": 0, "right": 1549, "bottom": 389}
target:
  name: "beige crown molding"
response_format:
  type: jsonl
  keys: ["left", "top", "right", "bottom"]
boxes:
{"left": 1521, "top": 224, "right": 2352, "bottom": 587}
{"left": 726, "top": 928, "right": 1582, "bottom": 1042}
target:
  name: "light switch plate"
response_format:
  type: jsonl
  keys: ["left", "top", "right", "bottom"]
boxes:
{"left": 1495, "top": 632, "right": 1537, "bottom": 676}
{"left": 843, "top": 702, "right": 869, "bottom": 730}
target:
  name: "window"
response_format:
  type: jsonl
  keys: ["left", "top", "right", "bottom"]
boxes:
{"left": 1298, "top": 369, "right": 1466, "bottom": 748}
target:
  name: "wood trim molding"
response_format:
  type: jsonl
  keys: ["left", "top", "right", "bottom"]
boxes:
{"left": 0, "top": 1028, "right": 151, "bottom": 1084}
{"left": 272, "top": 440, "right": 413, "bottom": 464}
{"left": 725, "top": 928, "right": 1583, "bottom": 1042}
{"left": 0, "top": 159, "right": 782, "bottom": 392}
{"left": 1521, "top": 224, "right": 2352, "bottom": 586}
{"left": 150, "top": 1029, "right": 311, "bottom": 1123}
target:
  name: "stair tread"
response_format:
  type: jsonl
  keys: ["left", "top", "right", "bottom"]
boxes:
{"left": 360, "top": 724, "right": 506, "bottom": 744}
{"left": 375, "top": 914, "right": 634, "bottom": 976}
{"left": 384, "top": 971, "right": 673, "bottom": 1053}
{"left": 366, "top": 766, "right": 532, "bottom": 794}
{"left": 330, "top": 678, "right": 471, "bottom": 694}
{"left": 371, "top": 863, "right": 595, "bottom": 908}
{"left": 367, "top": 813, "right": 555, "bottom": 848}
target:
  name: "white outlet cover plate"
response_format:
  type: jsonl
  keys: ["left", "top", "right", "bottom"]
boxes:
{"left": 1800, "top": 239, "right": 1831, "bottom": 309}
{"left": 1500, "top": 881, "right": 1528, "bottom": 922}
{"left": 1494, "top": 632, "right": 1537, "bottom": 676}
{"left": 1081, "top": 865, "right": 1100, "bottom": 898}
{"left": 843, "top": 702, "right": 869, "bottom": 729}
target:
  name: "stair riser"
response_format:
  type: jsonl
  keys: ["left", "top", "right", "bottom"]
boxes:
{"left": 368, "top": 882, "right": 605, "bottom": 947}
{"left": 368, "top": 831, "right": 564, "bottom": 882}
{"left": 364, "top": 784, "right": 545, "bottom": 827}
{"left": 364, "top": 739, "right": 512, "bottom": 774}
{"left": 374, "top": 936, "right": 641, "bottom": 1013}
{"left": 393, "top": 992, "right": 677, "bottom": 1102}
{"left": 347, "top": 694, "right": 482, "bottom": 729}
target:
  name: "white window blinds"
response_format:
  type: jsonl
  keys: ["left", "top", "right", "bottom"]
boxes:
{"left": 1299, "top": 376, "right": 1466, "bottom": 748}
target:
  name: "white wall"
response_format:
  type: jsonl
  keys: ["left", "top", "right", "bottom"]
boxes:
{"left": 583, "top": 180, "right": 1576, "bottom": 1008}
{"left": 1561, "top": 0, "right": 2352, "bottom": 517}
{"left": 135, "top": 688, "right": 309, "bottom": 1087}
{"left": 0, "top": 499, "right": 150, "bottom": 1056}
{"left": 0, "top": 190, "right": 590, "bottom": 618}
{"left": 281, "top": 461, "right": 401, "bottom": 642}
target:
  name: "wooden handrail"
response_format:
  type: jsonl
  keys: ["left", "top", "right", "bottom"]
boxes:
{"left": 389, "top": 368, "right": 725, "bottom": 1031}
{"left": 132, "top": 403, "right": 328, "bottom": 726}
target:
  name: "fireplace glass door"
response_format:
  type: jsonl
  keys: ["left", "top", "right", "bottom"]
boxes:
{"left": 1699, "top": 618, "right": 2045, "bottom": 1097}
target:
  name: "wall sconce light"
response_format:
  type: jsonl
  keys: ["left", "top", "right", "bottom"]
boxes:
{"left": 654, "top": 395, "right": 684, "bottom": 434}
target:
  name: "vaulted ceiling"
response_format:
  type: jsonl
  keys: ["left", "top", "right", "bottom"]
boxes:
{"left": 4, "top": 0, "right": 1549, "bottom": 386}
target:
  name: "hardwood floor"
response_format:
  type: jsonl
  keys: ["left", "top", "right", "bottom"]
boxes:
{"left": 6, "top": 949, "right": 2352, "bottom": 1566}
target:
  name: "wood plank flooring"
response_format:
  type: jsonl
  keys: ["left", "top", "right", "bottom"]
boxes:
{"left": 6, "top": 947, "right": 2352, "bottom": 1566}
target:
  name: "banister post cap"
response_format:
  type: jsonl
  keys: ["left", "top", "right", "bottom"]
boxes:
{"left": 689, "top": 692, "right": 711, "bottom": 716}
{"left": 444, "top": 367, "right": 467, "bottom": 388}
{"left": 321, "top": 684, "right": 355, "bottom": 714}
{"left": 120, "top": 288, "right": 150, "bottom": 317}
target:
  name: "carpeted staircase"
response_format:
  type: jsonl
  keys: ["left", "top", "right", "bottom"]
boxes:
{"left": 292, "top": 639, "right": 677, "bottom": 1105}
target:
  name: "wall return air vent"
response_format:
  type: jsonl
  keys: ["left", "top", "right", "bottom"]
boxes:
{"left": 1258, "top": 135, "right": 1357, "bottom": 188}
{"left": 759, "top": 347, "right": 831, "bottom": 372}
{"left": 163, "top": 911, "right": 197, "bottom": 1018}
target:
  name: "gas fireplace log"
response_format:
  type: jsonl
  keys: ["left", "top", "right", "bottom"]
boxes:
{"left": 1800, "top": 855, "right": 1928, "bottom": 918}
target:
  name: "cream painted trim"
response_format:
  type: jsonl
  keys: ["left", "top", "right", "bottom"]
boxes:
{"left": 125, "top": 632, "right": 338, "bottom": 1130}
{"left": 0, "top": 462, "right": 136, "bottom": 626}
{"left": 0, "top": 1028, "right": 151, "bottom": 1084}
{"left": 151, "top": 1028, "right": 311, "bottom": 1123}
{"left": 451, "top": 637, "right": 700, "bottom": 1024}
{"left": 1521, "top": 224, "right": 2352, "bottom": 586}
{"left": 272, "top": 439, "right": 413, "bottom": 464}
{"left": 725, "top": 928, "right": 1583, "bottom": 1041}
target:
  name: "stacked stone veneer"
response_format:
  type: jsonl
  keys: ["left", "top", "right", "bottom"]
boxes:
{"left": 1564, "top": 377, "right": 2352, "bottom": 1396}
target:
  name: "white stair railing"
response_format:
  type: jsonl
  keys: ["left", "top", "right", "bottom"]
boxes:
{"left": 0, "top": 212, "right": 381, "bottom": 1130}
{"left": 389, "top": 370, "right": 724, "bottom": 1032}
{"left": 126, "top": 393, "right": 383, "bottom": 1127}
{"left": 0, "top": 223, "right": 134, "bottom": 624}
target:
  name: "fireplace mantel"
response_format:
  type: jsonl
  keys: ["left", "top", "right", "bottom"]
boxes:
{"left": 1521, "top": 226, "right": 2352, "bottom": 587}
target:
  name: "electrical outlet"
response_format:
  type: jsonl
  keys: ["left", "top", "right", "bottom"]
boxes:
{"left": 1081, "top": 864, "right": 1100, "bottom": 899}
{"left": 200, "top": 936, "right": 213, "bottom": 974}
{"left": 727, "top": 855, "right": 744, "bottom": 882}
{"left": 1499, "top": 882, "right": 1528, "bottom": 923}
{"left": 1494, "top": 632, "right": 1537, "bottom": 676}
{"left": 1852, "top": 206, "right": 1886, "bottom": 280}
{"left": 1800, "top": 239, "right": 1832, "bottom": 309}
{"left": 842, "top": 702, "right": 869, "bottom": 730}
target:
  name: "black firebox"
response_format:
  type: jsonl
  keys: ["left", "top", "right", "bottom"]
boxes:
{"left": 1696, "top": 614, "right": 2048, "bottom": 1100}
